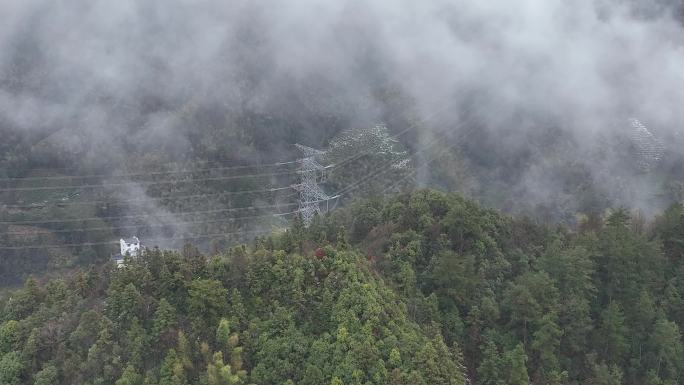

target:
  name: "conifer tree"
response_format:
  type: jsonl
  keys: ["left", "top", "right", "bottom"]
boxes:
{"left": 477, "top": 340, "right": 505, "bottom": 385}
{"left": 33, "top": 363, "right": 59, "bottom": 385}
{"left": 116, "top": 365, "right": 143, "bottom": 385}
{"left": 596, "top": 303, "right": 629, "bottom": 364}
{"left": 506, "top": 344, "right": 530, "bottom": 385}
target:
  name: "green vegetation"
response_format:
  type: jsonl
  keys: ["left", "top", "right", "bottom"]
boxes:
{"left": 2, "top": 190, "right": 684, "bottom": 384}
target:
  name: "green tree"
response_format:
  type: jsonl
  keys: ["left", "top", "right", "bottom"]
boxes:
{"left": 0, "top": 320, "right": 19, "bottom": 354}
{"left": 596, "top": 303, "right": 629, "bottom": 364}
{"left": 116, "top": 365, "right": 143, "bottom": 385}
{"left": 505, "top": 344, "right": 529, "bottom": 385}
{"left": 649, "top": 317, "right": 683, "bottom": 382}
{"left": 388, "top": 348, "right": 401, "bottom": 368}
{"left": 503, "top": 272, "right": 558, "bottom": 345}
{"left": 214, "top": 319, "right": 246, "bottom": 381}
{"left": 655, "top": 203, "right": 684, "bottom": 263}
{"left": 117, "top": 283, "right": 144, "bottom": 325}
{"left": 82, "top": 321, "right": 120, "bottom": 384}
{"left": 207, "top": 351, "right": 242, "bottom": 385}
{"left": 159, "top": 349, "right": 187, "bottom": 385}
{"left": 126, "top": 317, "right": 147, "bottom": 369}
{"left": 152, "top": 298, "right": 177, "bottom": 347}
{"left": 34, "top": 363, "right": 59, "bottom": 385}
{"left": 230, "top": 289, "right": 247, "bottom": 328}
{"left": 177, "top": 331, "right": 194, "bottom": 372}
{"left": 530, "top": 313, "right": 564, "bottom": 382}
{"left": 477, "top": 340, "right": 505, "bottom": 385}
{"left": 0, "top": 351, "right": 24, "bottom": 385}
{"left": 216, "top": 318, "right": 231, "bottom": 352}
{"left": 187, "top": 279, "right": 228, "bottom": 332}
{"left": 587, "top": 354, "right": 623, "bottom": 385}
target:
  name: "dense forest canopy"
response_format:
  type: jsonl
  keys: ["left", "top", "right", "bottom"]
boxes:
{"left": 2, "top": 190, "right": 684, "bottom": 385}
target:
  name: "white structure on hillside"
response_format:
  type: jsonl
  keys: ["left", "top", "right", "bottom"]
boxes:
{"left": 120, "top": 236, "right": 140, "bottom": 257}
{"left": 112, "top": 236, "right": 141, "bottom": 268}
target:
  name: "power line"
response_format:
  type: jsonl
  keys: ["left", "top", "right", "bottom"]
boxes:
{"left": 0, "top": 114, "right": 431, "bottom": 194}
{"left": 2, "top": 105, "right": 465, "bottom": 233}
{"left": 0, "top": 226, "right": 295, "bottom": 250}
{"left": 3, "top": 204, "right": 299, "bottom": 236}
{"left": 0, "top": 131, "right": 396, "bottom": 217}
{"left": 0, "top": 124, "right": 459, "bottom": 247}
{"left": 0, "top": 129, "right": 409, "bottom": 193}
{"left": 286, "top": 113, "right": 439, "bottom": 224}
{"left": 381, "top": 123, "right": 479, "bottom": 195}
{"left": 2, "top": 190, "right": 299, "bottom": 210}
{"left": 281, "top": 105, "right": 472, "bottom": 223}
{"left": 337, "top": 113, "right": 478, "bottom": 198}
{"left": 4, "top": 121, "right": 424, "bottom": 187}
{"left": 333, "top": 134, "right": 436, "bottom": 197}
{"left": 0, "top": 160, "right": 298, "bottom": 182}
{"left": 324, "top": 103, "right": 468, "bottom": 195}
{"left": 0, "top": 197, "right": 296, "bottom": 225}
{"left": 0, "top": 169, "right": 299, "bottom": 192}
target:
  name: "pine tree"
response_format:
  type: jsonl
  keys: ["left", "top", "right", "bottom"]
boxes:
{"left": 177, "top": 331, "right": 194, "bottom": 372}
{"left": 477, "top": 340, "right": 505, "bottom": 385}
{"left": 187, "top": 279, "right": 228, "bottom": 333}
{"left": 34, "top": 363, "right": 59, "bottom": 385}
{"left": 116, "top": 365, "right": 143, "bottom": 385}
{"left": 159, "top": 349, "right": 187, "bottom": 385}
{"left": 117, "top": 283, "right": 144, "bottom": 325}
{"left": 207, "top": 351, "right": 242, "bottom": 385}
{"left": 153, "top": 299, "right": 177, "bottom": 335}
{"left": 650, "top": 317, "right": 683, "bottom": 382}
{"left": 337, "top": 226, "right": 349, "bottom": 250}
{"left": 505, "top": 344, "right": 529, "bottom": 385}
{"left": 126, "top": 317, "right": 147, "bottom": 370}
{"left": 531, "top": 313, "right": 563, "bottom": 381}
{"left": 212, "top": 319, "right": 247, "bottom": 384}
{"left": 216, "top": 318, "right": 231, "bottom": 353}
{"left": 230, "top": 289, "right": 247, "bottom": 329}
{"left": 587, "top": 354, "right": 623, "bottom": 385}
{"left": 596, "top": 303, "right": 629, "bottom": 364}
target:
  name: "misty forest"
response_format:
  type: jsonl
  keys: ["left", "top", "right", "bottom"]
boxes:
{"left": 2, "top": 1, "right": 684, "bottom": 385}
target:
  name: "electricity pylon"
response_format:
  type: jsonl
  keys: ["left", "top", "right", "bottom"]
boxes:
{"left": 628, "top": 118, "right": 664, "bottom": 172}
{"left": 293, "top": 144, "right": 336, "bottom": 226}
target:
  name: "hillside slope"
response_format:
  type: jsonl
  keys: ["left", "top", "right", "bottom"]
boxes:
{"left": 305, "top": 190, "right": 684, "bottom": 385}
{"left": 3, "top": 190, "right": 684, "bottom": 385}
{"left": 0, "top": 241, "right": 466, "bottom": 385}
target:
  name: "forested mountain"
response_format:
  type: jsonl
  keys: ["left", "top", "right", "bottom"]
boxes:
{"left": 0, "top": 198, "right": 467, "bottom": 385}
{"left": 3, "top": 1, "right": 684, "bottom": 384}
{"left": 3, "top": 190, "right": 684, "bottom": 385}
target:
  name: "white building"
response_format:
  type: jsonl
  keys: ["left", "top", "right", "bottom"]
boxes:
{"left": 112, "top": 236, "right": 141, "bottom": 267}
{"left": 120, "top": 236, "right": 141, "bottom": 257}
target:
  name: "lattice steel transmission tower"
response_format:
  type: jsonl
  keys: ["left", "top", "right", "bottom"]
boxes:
{"left": 292, "top": 144, "right": 337, "bottom": 226}
{"left": 628, "top": 118, "right": 664, "bottom": 172}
